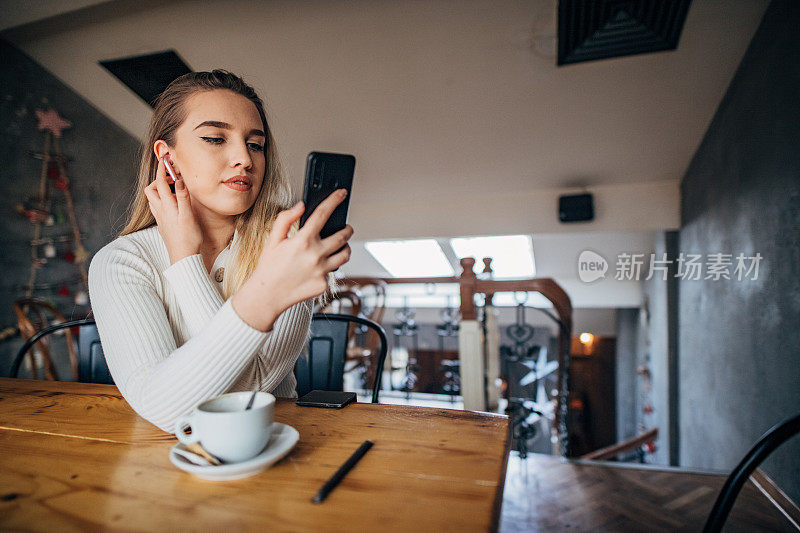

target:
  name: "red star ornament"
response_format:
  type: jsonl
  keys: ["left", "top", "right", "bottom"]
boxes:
{"left": 36, "top": 108, "right": 72, "bottom": 138}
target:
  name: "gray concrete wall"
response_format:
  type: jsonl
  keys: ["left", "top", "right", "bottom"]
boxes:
{"left": 640, "top": 231, "right": 679, "bottom": 466}
{"left": 679, "top": 0, "right": 800, "bottom": 502}
{"left": 615, "top": 307, "right": 639, "bottom": 445}
{"left": 0, "top": 39, "right": 140, "bottom": 376}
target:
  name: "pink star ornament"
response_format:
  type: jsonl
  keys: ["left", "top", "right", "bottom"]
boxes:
{"left": 36, "top": 108, "right": 72, "bottom": 138}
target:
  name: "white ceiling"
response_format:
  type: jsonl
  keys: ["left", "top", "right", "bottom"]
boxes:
{"left": 0, "top": 0, "right": 769, "bottom": 307}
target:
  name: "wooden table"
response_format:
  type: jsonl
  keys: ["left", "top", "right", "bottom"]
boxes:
{"left": 0, "top": 378, "right": 509, "bottom": 531}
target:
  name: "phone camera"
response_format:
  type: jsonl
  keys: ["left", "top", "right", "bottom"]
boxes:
{"left": 312, "top": 162, "right": 324, "bottom": 189}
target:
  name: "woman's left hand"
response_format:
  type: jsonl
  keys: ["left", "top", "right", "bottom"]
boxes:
{"left": 231, "top": 190, "right": 353, "bottom": 332}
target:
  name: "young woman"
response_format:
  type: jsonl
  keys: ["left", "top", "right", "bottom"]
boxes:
{"left": 88, "top": 70, "right": 352, "bottom": 433}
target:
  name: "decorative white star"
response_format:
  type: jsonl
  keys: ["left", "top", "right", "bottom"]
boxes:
{"left": 35, "top": 108, "right": 72, "bottom": 138}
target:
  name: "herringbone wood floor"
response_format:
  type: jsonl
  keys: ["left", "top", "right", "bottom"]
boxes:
{"left": 500, "top": 453, "right": 797, "bottom": 532}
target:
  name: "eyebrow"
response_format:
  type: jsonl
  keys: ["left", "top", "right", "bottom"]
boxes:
{"left": 193, "top": 120, "right": 265, "bottom": 137}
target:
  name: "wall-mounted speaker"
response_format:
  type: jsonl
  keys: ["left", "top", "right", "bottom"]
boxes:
{"left": 559, "top": 193, "right": 594, "bottom": 223}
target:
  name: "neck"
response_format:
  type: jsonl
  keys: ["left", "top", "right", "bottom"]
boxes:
{"left": 195, "top": 209, "right": 236, "bottom": 264}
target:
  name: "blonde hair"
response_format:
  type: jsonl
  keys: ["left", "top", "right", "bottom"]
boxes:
{"left": 121, "top": 70, "right": 292, "bottom": 299}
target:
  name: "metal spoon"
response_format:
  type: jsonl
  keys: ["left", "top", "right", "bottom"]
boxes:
{"left": 173, "top": 447, "right": 212, "bottom": 467}
{"left": 185, "top": 442, "right": 222, "bottom": 466}
{"left": 245, "top": 387, "right": 258, "bottom": 410}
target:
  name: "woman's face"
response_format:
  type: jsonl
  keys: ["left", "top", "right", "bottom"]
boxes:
{"left": 166, "top": 89, "right": 267, "bottom": 220}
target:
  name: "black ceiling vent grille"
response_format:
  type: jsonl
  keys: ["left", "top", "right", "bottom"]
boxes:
{"left": 99, "top": 50, "right": 192, "bottom": 107}
{"left": 557, "top": 0, "right": 692, "bottom": 66}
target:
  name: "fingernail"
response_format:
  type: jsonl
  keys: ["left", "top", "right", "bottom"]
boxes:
{"left": 339, "top": 189, "right": 347, "bottom": 198}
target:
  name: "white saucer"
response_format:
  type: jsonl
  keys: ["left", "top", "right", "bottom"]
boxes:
{"left": 169, "top": 422, "right": 299, "bottom": 481}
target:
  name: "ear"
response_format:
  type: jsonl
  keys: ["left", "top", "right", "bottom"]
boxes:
{"left": 153, "top": 140, "right": 169, "bottom": 160}
{"left": 153, "top": 140, "right": 180, "bottom": 174}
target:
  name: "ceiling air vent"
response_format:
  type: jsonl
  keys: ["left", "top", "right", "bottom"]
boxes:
{"left": 99, "top": 50, "right": 192, "bottom": 107}
{"left": 557, "top": 0, "right": 692, "bottom": 66}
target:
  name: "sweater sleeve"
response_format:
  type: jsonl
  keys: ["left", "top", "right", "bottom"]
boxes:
{"left": 161, "top": 254, "right": 224, "bottom": 338}
{"left": 88, "top": 241, "right": 268, "bottom": 433}
{"left": 253, "top": 298, "right": 312, "bottom": 394}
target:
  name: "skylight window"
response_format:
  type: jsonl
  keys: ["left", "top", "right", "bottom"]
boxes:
{"left": 491, "top": 291, "right": 553, "bottom": 308}
{"left": 449, "top": 235, "right": 535, "bottom": 279}
{"left": 364, "top": 239, "right": 455, "bottom": 278}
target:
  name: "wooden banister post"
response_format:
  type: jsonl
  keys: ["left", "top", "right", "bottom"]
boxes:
{"left": 481, "top": 257, "right": 494, "bottom": 306}
{"left": 458, "top": 258, "right": 485, "bottom": 411}
{"left": 479, "top": 258, "right": 500, "bottom": 410}
{"left": 459, "top": 258, "right": 477, "bottom": 320}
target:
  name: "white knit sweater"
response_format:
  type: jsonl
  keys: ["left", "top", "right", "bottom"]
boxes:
{"left": 88, "top": 226, "right": 311, "bottom": 433}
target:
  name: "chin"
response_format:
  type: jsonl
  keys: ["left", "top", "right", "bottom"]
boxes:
{"left": 212, "top": 200, "right": 257, "bottom": 217}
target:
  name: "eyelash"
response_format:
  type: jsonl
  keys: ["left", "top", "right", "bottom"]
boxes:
{"left": 201, "top": 136, "right": 264, "bottom": 152}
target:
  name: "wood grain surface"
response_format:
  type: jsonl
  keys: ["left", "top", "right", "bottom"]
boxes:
{"left": 0, "top": 378, "right": 509, "bottom": 532}
{"left": 500, "top": 453, "right": 798, "bottom": 532}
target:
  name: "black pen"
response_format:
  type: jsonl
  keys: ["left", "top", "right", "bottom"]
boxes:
{"left": 312, "top": 440, "right": 373, "bottom": 504}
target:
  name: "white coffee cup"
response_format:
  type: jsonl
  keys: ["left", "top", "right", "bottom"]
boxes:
{"left": 175, "top": 391, "right": 275, "bottom": 463}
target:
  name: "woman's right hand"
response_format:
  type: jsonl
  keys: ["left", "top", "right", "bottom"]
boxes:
{"left": 232, "top": 189, "right": 353, "bottom": 332}
{"left": 144, "top": 156, "right": 203, "bottom": 265}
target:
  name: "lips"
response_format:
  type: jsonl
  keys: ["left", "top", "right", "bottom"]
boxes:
{"left": 223, "top": 175, "right": 252, "bottom": 192}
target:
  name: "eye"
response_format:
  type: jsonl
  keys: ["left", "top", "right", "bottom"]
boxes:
{"left": 201, "top": 136, "right": 224, "bottom": 145}
{"left": 248, "top": 142, "right": 265, "bottom": 152}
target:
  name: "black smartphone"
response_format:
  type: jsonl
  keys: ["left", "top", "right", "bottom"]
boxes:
{"left": 296, "top": 390, "right": 357, "bottom": 409}
{"left": 298, "top": 152, "right": 355, "bottom": 238}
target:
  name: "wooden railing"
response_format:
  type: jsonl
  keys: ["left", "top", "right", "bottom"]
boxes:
{"left": 457, "top": 257, "right": 572, "bottom": 426}
{"left": 580, "top": 428, "right": 659, "bottom": 461}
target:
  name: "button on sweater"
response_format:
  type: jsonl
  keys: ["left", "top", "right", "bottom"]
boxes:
{"left": 88, "top": 226, "right": 311, "bottom": 433}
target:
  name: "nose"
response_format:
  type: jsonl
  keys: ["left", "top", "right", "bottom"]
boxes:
{"left": 229, "top": 141, "right": 253, "bottom": 171}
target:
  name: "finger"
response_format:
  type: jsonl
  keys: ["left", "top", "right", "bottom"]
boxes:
{"left": 145, "top": 196, "right": 162, "bottom": 225}
{"left": 320, "top": 224, "right": 354, "bottom": 256}
{"left": 144, "top": 186, "right": 162, "bottom": 221}
{"left": 302, "top": 189, "right": 347, "bottom": 235}
{"left": 267, "top": 202, "right": 304, "bottom": 247}
{"left": 174, "top": 178, "right": 192, "bottom": 214}
{"left": 154, "top": 159, "right": 178, "bottom": 209}
{"left": 323, "top": 243, "right": 351, "bottom": 272}
{"left": 155, "top": 154, "right": 172, "bottom": 184}
{"left": 144, "top": 183, "right": 160, "bottom": 203}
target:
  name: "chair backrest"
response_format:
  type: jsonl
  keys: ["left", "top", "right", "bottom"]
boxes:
{"left": 11, "top": 319, "right": 114, "bottom": 385}
{"left": 703, "top": 413, "right": 800, "bottom": 532}
{"left": 296, "top": 313, "right": 388, "bottom": 403}
{"left": 77, "top": 323, "right": 114, "bottom": 384}
{"left": 13, "top": 298, "right": 77, "bottom": 380}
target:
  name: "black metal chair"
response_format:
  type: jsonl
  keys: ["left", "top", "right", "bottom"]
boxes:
{"left": 10, "top": 319, "right": 114, "bottom": 384}
{"left": 296, "top": 313, "right": 388, "bottom": 403}
{"left": 703, "top": 413, "right": 800, "bottom": 532}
